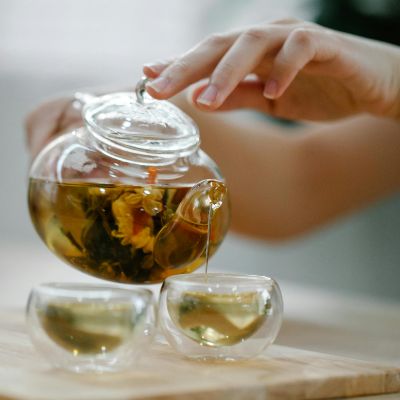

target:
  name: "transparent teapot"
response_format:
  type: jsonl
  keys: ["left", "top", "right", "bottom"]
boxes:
{"left": 28, "top": 79, "right": 230, "bottom": 284}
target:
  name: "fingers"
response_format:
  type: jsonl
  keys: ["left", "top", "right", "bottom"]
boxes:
{"left": 144, "top": 32, "right": 238, "bottom": 99}
{"left": 143, "top": 59, "right": 172, "bottom": 78}
{"left": 190, "top": 81, "right": 267, "bottom": 112}
{"left": 189, "top": 79, "right": 274, "bottom": 113}
{"left": 195, "top": 26, "right": 288, "bottom": 110}
{"left": 143, "top": 21, "right": 340, "bottom": 110}
{"left": 264, "top": 28, "right": 338, "bottom": 99}
{"left": 144, "top": 26, "right": 288, "bottom": 107}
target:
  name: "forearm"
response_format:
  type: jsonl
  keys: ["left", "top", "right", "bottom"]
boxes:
{"left": 295, "top": 116, "right": 400, "bottom": 234}
{"left": 175, "top": 94, "right": 400, "bottom": 240}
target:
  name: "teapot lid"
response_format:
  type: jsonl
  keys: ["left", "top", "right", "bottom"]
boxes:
{"left": 80, "top": 78, "right": 200, "bottom": 161}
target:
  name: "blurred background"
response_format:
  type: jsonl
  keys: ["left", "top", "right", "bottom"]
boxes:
{"left": 1, "top": 0, "right": 400, "bottom": 309}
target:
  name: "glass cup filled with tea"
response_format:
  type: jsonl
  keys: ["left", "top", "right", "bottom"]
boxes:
{"left": 28, "top": 78, "right": 230, "bottom": 285}
{"left": 26, "top": 283, "right": 156, "bottom": 372}
{"left": 159, "top": 273, "right": 283, "bottom": 361}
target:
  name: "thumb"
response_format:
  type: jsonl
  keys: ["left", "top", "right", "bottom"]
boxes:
{"left": 190, "top": 79, "right": 274, "bottom": 113}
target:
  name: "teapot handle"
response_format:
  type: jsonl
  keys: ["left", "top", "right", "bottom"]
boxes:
{"left": 72, "top": 92, "right": 97, "bottom": 111}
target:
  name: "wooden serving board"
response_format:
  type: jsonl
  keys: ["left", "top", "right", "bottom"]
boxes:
{"left": 0, "top": 309, "right": 399, "bottom": 400}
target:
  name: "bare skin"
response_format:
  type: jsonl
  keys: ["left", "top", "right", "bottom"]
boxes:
{"left": 25, "top": 19, "right": 400, "bottom": 241}
{"left": 144, "top": 19, "right": 400, "bottom": 120}
{"left": 172, "top": 97, "right": 400, "bottom": 240}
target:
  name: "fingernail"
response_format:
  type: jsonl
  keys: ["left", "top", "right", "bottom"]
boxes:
{"left": 146, "top": 76, "right": 170, "bottom": 93}
{"left": 143, "top": 62, "right": 165, "bottom": 74}
{"left": 197, "top": 85, "right": 218, "bottom": 106}
{"left": 264, "top": 79, "right": 278, "bottom": 99}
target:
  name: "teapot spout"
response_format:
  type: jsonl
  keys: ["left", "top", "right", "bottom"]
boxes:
{"left": 153, "top": 179, "right": 227, "bottom": 270}
{"left": 177, "top": 179, "right": 227, "bottom": 224}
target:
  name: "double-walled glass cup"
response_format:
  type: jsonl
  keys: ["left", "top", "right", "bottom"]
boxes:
{"left": 26, "top": 283, "right": 156, "bottom": 372}
{"left": 159, "top": 273, "right": 283, "bottom": 361}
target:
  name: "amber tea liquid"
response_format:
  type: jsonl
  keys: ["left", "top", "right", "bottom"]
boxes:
{"left": 167, "top": 291, "right": 269, "bottom": 347}
{"left": 28, "top": 179, "right": 228, "bottom": 284}
{"left": 39, "top": 302, "right": 139, "bottom": 355}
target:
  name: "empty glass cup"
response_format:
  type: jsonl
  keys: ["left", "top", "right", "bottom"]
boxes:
{"left": 159, "top": 273, "right": 283, "bottom": 361}
{"left": 26, "top": 283, "right": 156, "bottom": 372}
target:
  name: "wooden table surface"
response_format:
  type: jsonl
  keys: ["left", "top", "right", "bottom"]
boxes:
{"left": 0, "top": 309, "right": 399, "bottom": 400}
{"left": 1, "top": 242, "right": 399, "bottom": 399}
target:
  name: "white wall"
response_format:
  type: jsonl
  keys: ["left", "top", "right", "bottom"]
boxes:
{"left": 1, "top": 0, "right": 399, "bottom": 301}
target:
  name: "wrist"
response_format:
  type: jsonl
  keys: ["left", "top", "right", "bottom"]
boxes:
{"left": 395, "top": 52, "right": 400, "bottom": 120}
{"left": 363, "top": 41, "right": 400, "bottom": 121}
{"left": 384, "top": 47, "right": 400, "bottom": 120}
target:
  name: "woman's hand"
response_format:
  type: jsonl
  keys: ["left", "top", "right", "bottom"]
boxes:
{"left": 25, "top": 97, "right": 83, "bottom": 158}
{"left": 144, "top": 19, "right": 400, "bottom": 121}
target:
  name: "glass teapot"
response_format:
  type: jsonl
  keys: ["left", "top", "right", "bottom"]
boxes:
{"left": 28, "top": 79, "right": 230, "bottom": 284}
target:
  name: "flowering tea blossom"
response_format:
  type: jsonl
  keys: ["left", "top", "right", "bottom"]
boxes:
{"left": 112, "top": 187, "right": 164, "bottom": 253}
